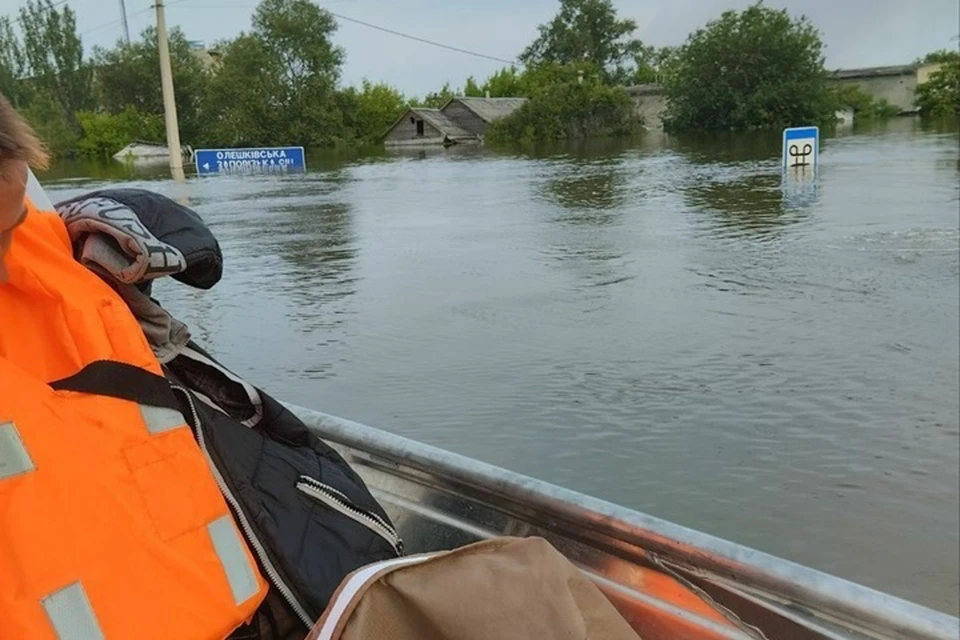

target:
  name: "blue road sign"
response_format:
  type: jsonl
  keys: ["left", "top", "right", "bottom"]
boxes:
{"left": 194, "top": 146, "right": 306, "bottom": 175}
{"left": 781, "top": 126, "right": 819, "bottom": 171}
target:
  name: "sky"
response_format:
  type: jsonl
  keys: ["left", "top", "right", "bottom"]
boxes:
{"left": 2, "top": 0, "right": 958, "bottom": 97}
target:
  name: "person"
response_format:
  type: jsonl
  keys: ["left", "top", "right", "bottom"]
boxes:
{"left": 1, "top": 93, "right": 401, "bottom": 640}
{"left": 0, "top": 97, "right": 42, "bottom": 283}
{"left": 0, "top": 94, "right": 276, "bottom": 638}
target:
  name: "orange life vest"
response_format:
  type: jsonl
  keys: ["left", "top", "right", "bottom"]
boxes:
{"left": 0, "top": 197, "right": 269, "bottom": 639}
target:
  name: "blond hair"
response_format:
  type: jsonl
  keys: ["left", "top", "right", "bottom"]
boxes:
{"left": 0, "top": 92, "right": 49, "bottom": 172}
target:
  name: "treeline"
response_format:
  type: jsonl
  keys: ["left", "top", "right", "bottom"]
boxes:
{"left": 0, "top": 0, "right": 418, "bottom": 159}
{"left": 1, "top": 0, "right": 956, "bottom": 160}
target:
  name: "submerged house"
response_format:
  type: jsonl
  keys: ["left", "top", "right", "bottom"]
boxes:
{"left": 383, "top": 97, "right": 528, "bottom": 147}
{"left": 383, "top": 107, "right": 477, "bottom": 147}
{"left": 438, "top": 97, "right": 528, "bottom": 137}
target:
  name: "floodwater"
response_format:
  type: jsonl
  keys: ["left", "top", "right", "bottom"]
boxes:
{"left": 41, "top": 118, "right": 960, "bottom": 614}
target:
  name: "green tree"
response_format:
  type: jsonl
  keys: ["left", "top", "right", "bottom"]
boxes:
{"left": 487, "top": 62, "right": 640, "bottom": 143}
{"left": 337, "top": 79, "right": 408, "bottom": 144}
{"left": 519, "top": 0, "right": 646, "bottom": 83}
{"left": 204, "top": 34, "right": 281, "bottom": 146}
{"left": 76, "top": 106, "right": 165, "bottom": 159}
{"left": 917, "top": 49, "right": 960, "bottom": 65}
{"left": 663, "top": 2, "right": 835, "bottom": 131}
{"left": 464, "top": 75, "right": 484, "bottom": 97}
{"left": 21, "top": 89, "right": 78, "bottom": 157}
{"left": 92, "top": 27, "right": 208, "bottom": 145}
{"left": 482, "top": 66, "right": 524, "bottom": 97}
{"left": 0, "top": 17, "right": 28, "bottom": 107}
{"left": 205, "top": 0, "right": 346, "bottom": 147}
{"left": 411, "top": 82, "right": 456, "bottom": 108}
{"left": 915, "top": 56, "right": 960, "bottom": 118}
{"left": 18, "top": 0, "right": 93, "bottom": 128}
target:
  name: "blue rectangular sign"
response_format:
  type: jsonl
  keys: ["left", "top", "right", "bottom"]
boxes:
{"left": 781, "top": 126, "right": 819, "bottom": 171}
{"left": 194, "top": 146, "right": 306, "bottom": 175}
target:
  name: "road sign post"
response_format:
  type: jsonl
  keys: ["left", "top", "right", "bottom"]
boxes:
{"left": 782, "top": 126, "right": 819, "bottom": 174}
{"left": 194, "top": 147, "right": 307, "bottom": 175}
{"left": 781, "top": 126, "right": 819, "bottom": 209}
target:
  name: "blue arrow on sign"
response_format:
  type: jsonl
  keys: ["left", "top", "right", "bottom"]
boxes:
{"left": 194, "top": 146, "right": 306, "bottom": 175}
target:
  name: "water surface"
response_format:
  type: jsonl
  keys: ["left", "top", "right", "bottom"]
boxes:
{"left": 42, "top": 119, "right": 960, "bottom": 614}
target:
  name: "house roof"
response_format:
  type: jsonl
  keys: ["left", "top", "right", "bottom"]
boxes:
{"left": 410, "top": 108, "right": 476, "bottom": 139}
{"left": 382, "top": 107, "right": 476, "bottom": 141}
{"left": 830, "top": 64, "right": 918, "bottom": 79}
{"left": 442, "top": 97, "right": 528, "bottom": 123}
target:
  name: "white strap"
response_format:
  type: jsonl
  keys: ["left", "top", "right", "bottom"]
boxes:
{"left": 314, "top": 554, "right": 441, "bottom": 640}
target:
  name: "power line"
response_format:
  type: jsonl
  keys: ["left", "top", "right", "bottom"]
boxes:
{"left": 328, "top": 11, "right": 518, "bottom": 65}
{"left": 78, "top": 6, "right": 151, "bottom": 38}
{"left": 164, "top": 2, "right": 519, "bottom": 66}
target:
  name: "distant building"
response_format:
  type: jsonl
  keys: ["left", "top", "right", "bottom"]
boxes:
{"left": 382, "top": 97, "right": 528, "bottom": 147}
{"left": 438, "top": 97, "right": 528, "bottom": 137}
{"left": 828, "top": 63, "right": 943, "bottom": 114}
{"left": 188, "top": 40, "right": 222, "bottom": 71}
{"left": 383, "top": 107, "right": 478, "bottom": 147}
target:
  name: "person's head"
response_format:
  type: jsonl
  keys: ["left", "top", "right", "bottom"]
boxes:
{"left": 0, "top": 93, "right": 48, "bottom": 283}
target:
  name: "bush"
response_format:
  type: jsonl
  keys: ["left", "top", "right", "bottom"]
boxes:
{"left": 832, "top": 85, "right": 900, "bottom": 119}
{"left": 76, "top": 106, "right": 164, "bottom": 159}
{"left": 21, "top": 90, "right": 79, "bottom": 158}
{"left": 663, "top": 3, "right": 836, "bottom": 131}
{"left": 487, "top": 69, "right": 640, "bottom": 143}
{"left": 915, "top": 57, "right": 960, "bottom": 119}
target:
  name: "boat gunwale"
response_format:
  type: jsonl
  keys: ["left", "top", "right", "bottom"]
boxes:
{"left": 286, "top": 402, "right": 959, "bottom": 640}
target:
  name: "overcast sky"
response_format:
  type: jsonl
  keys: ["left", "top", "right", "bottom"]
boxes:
{"left": 2, "top": 0, "right": 957, "bottom": 96}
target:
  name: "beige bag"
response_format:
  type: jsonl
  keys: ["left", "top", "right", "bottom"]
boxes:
{"left": 307, "top": 536, "right": 642, "bottom": 640}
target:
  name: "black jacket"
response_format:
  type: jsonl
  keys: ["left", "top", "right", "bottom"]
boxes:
{"left": 54, "top": 189, "right": 402, "bottom": 639}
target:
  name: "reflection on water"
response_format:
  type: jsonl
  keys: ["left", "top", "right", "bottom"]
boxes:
{"left": 686, "top": 173, "right": 813, "bottom": 238}
{"left": 37, "top": 124, "right": 960, "bottom": 615}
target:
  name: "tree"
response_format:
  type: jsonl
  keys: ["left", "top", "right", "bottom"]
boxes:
{"left": 76, "top": 106, "right": 164, "bottom": 159}
{"left": 486, "top": 62, "right": 640, "bottom": 143}
{"left": 411, "top": 82, "right": 456, "bottom": 108}
{"left": 519, "top": 0, "right": 646, "bottom": 83}
{"left": 92, "top": 27, "right": 208, "bottom": 144}
{"left": 663, "top": 2, "right": 836, "bottom": 131}
{"left": 482, "top": 66, "right": 524, "bottom": 97}
{"left": 17, "top": 0, "right": 93, "bottom": 128}
{"left": 917, "top": 49, "right": 960, "bottom": 65}
{"left": 464, "top": 76, "right": 484, "bottom": 97}
{"left": 915, "top": 55, "right": 960, "bottom": 118}
{"left": 0, "top": 17, "right": 28, "bottom": 107}
{"left": 337, "top": 80, "right": 408, "bottom": 144}
{"left": 204, "top": 0, "right": 347, "bottom": 147}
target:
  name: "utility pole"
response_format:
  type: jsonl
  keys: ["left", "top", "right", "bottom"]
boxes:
{"left": 156, "top": 0, "right": 183, "bottom": 174}
{"left": 118, "top": 0, "right": 130, "bottom": 44}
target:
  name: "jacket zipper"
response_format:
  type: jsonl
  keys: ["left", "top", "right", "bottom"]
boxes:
{"left": 296, "top": 475, "right": 404, "bottom": 556}
{"left": 171, "top": 384, "right": 314, "bottom": 629}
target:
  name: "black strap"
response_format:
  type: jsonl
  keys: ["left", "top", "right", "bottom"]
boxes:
{"left": 49, "top": 360, "right": 180, "bottom": 410}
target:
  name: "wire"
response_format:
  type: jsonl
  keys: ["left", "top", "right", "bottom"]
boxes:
{"left": 162, "top": 1, "right": 519, "bottom": 65}
{"left": 328, "top": 11, "right": 518, "bottom": 65}
{"left": 78, "top": 6, "right": 151, "bottom": 37}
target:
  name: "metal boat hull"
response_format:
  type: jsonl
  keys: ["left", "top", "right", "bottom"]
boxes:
{"left": 287, "top": 403, "right": 959, "bottom": 640}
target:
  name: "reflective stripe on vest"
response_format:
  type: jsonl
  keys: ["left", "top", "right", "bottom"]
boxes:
{"left": 0, "top": 420, "right": 34, "bottom": 480}
{"left": 41, "top": 582, "right": 105, "bottom": 640}
{"left": 208, "top": 516, "right": 262, "bottom": 606}
{"left": 0, "top": 200, "right": 269, "bottom": 639}
{"left": 139, "top": 404, "right": 187, "bottom": 434}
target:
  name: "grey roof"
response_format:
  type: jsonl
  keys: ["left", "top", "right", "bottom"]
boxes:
{"left": 443, "top": 97, "right": 528, "bottom": 123}
{"left": 409, "top": 108, "right": 476, "bottom": 140}
{"left": 830, "top": 64, "right": 918, "bottom": 79}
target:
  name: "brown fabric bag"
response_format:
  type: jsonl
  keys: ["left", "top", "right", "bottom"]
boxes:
{"left": 307, "top": 536, "right": 642, "bottom": 640}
